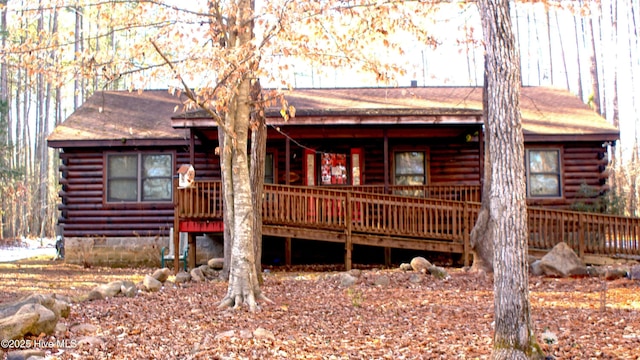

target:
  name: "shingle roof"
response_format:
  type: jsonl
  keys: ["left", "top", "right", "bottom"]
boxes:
{"left": 47, "top": 90, "right": 187, "bottom": 144}
{"left": 48, "top": 86, "right": 618, "bottom": 146}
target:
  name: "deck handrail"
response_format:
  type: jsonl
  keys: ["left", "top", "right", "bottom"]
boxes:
{"left": 176, "top": 181, "right": 640, "bottom": 258}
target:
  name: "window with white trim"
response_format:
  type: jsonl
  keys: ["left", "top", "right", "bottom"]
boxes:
{"left": 527, "top": 149, "right": 561, "bottom": 197}
{"left": 107, "top": 153, "right": 173, "bottom": 202}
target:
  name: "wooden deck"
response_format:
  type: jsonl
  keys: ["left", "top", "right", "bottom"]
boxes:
{"left": 174, "top": 181, "right": 640, "bottom": 271}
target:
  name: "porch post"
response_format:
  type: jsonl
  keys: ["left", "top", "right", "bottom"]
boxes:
{"left": 345, "top": 192, "right": 353, "bottom": 270}
{"left": 173, "top": 178, "right": 180, "bottom": 273}
{"left": 188, "top": 233, "right": 197, "bottom": 269}
{"left": 383, "top": 129, "right": 389, "bottom": 193}
{"left": 285, "top": 138, "right": 292, "bottom": 265}
{"left": 189, "top": 129, "right": 195, "bottom": 164}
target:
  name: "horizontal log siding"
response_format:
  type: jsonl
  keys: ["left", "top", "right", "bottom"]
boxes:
{"left": 58, "top": 146, "right": 218, "bottom": 238}
{"left": 429, "top": 142, "right": 480, "bottom": 185}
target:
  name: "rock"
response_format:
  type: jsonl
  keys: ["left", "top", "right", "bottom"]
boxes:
{"left": 76, "top": 336, "right": 104, "bottom": 347}
{"left": 190, "top": 267, "right": 206, "bottom": 282}
{"left": 373, "top": 275, "right": 390, "bottom": 286}
{"left": 530, "top": 260, "right": 544, "bottom": 276}
{"left": 348, "top": 269, "right": 362, "bottom": 278}
{"left": 0, "top": 312, "right": 39, "bottom": 341}
{"left": 539, "top": 242, "right": 587, "bottom": 277}
{"left": 399, "top": 263, "right": 413, "bottom": 271}
{"left": 410, "top": 257, "right": 432, "bottom": 273}
{"left": 214, "top": 330, "right": 235, "bottom": 340}
{"left": 0, "top": 294, "right": 55, "bottom": 319}
{"left": 199, "top": 264, "right": 217, "bottom": 280}
{"left": 143, "top": 275, "right": 162, "bottom": 292}
{"left": 339, "top": 273, "right": 358, "bottom": 287}
{"left": 408, "top": 274, "right": 423, "bottom": 284}
{"left": 95, "top": 281, "right": 123, "bottom": 298}
{"left": 254, "top": 327, "right": 275, "bottom": 340}
{"left": 175, "top": 271, "right": 192, "bottom": 284}
{"left": 628, "top": 265, "right": 640, "bottom": 280}
{"left": 121, "top": 281, "right": 137, "bottom": 298}
{"left": 86, "top": 290, "right": 105, "bottom": 301}
{"left": 586, "top": 266, "right": 603, "bottom": 277}
{"left": 604, "top": 268, "right": 627, "bottom": 281}
{"left": 152, "top": 268, "right": 171, "bottom": 283}
{"left": 55, "top": 322, "right": 67, "bottom": 335}
{"left": 51, "top": 298, "right": 71, "bottom": 319}
{"left": 208, "top": 258, "right": 224, "bottom": 270}
{"left": 239, "top": 329, "right": 253, "bottom": 339}
{"left": 71, "top": 323, "right": 98, "bottom": 335}
{"left": 16, "top": 303, "right": 57, "bottom": 335}
{"left": 428, "top": 266, "right": 450, "bottom": 280}
{"left": 6, "top": 350, "right": 46, "bottom": 360}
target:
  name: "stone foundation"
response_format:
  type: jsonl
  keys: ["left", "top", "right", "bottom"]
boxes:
{"left": 64, "top": 235, "right": 223, "bottom": 268}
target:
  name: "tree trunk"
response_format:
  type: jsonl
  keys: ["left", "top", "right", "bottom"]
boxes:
{"left": 250, "top": 80, "right": 266, "bottom": 283}
{"left": 476, "top": 0, "right": 543, "bottom": 359}
{"left": 217, "top": 0, "right": 270, "bottom": 311}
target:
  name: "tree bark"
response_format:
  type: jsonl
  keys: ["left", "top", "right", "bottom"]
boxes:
{"left": 250, "top": 80, "right": 266, "bottom": 283}
{"left": 476, "top": 0, "right": 543, "bottom": 359}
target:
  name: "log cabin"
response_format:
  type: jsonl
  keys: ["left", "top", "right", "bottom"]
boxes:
{"left": 47, "top": 86, "right": 622, "bottom": 267}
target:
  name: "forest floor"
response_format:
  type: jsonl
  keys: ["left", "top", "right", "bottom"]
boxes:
{"left": 1, "top": 256, "right": 639, "bottom": 360}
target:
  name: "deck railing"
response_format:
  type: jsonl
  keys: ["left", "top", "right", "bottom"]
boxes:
{"left": 176, "top": 181, "right": 640, "bottom": 259}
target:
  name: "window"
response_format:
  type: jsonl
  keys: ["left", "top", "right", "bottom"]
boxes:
{"left": 527, "top": 149, "right": 561, "bottom": 197}
{"left": 107, "top": 153, "right": 173, "bottom": 202}
{"left": 394, "top": 151, "right": 426, "bottom": 186}
{"left": 264, "top": 153, "right": 274, "bottom": 184}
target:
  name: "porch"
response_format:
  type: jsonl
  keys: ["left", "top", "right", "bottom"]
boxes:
{"left": 172, "top": 181, "right": 640, "bottom": 272}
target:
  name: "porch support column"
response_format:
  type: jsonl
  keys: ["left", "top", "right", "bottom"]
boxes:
{"left": 383, "top": 129, "right": 389, "bottom": 193}
{"left": 173, "top": 178, "right": 180, "bottom": 274}
{"left": 384, "top": 247, "right": 391, "bottom": 267}
{"left": 285, "top": 138, "right": 292, "bottom": 266}
{"left": 188, "top": 233, "right": 197, "bottom": 269}
{"left": 345, "top": 192, "right": 353, "bottom": 270}
{"left": 189, "top": 129, "right": 195, "bottom": 165}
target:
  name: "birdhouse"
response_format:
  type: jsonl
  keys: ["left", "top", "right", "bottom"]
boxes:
{"left": 178, "top": 164, "right": 195, "bottom": 188}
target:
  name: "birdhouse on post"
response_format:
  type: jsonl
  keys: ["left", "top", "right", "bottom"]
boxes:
{"left": 178, "top": 164, "right": 195, "bottom": 188}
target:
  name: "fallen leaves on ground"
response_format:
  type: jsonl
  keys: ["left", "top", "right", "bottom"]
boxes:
{"left": 1, "top": 259, "right": 639, "bottom": 359}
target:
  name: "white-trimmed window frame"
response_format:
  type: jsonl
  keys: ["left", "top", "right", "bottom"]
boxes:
{"left": 526, "top": 148, "right": 562, "bottom": 198}
{"left": 105, "top": 152, "right": 174, "bottom": 203}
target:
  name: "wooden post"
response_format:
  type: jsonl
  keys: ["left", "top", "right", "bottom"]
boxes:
{"left": 285, "top": 237, "right": 292, "bottom": 265}
{"left": 463, "top": 202, "right": 470, "bottom": 267}
{"left": 285, "top": 138, "right": 290, "bottom": 185}
{"left": 383, "top": 129, "right": 389, "bottom": 193}
{"left": 173, "top": 178, "right": 180, "bottom": 274}
{"left": 578, "top": 213, "right": 585, "bottom": 260}
{"left": 384, "top": 247, "right": 391, "bottom": 267}
{"left": 188, "top": 233, "right": 197, "bottom": 269}
{"left": 345, "top": 192, "right": 353, "bottom": 270}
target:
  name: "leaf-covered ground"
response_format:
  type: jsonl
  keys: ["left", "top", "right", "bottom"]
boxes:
{"left": 1, "top": 258, "right": 639, "bottom": 359}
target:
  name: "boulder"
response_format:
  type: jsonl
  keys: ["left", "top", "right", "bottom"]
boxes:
{"left": 50, "top": 298, "right": 71, "bottom": 319}
{"left": 529, "top": 260, "right": 544, "bottom": 276}
{"left": 71, "top": 323, "right": 98, "bottom": 335}
{"left": 199, "top": 264, "right": 217, "bottom": 280}
{"left": 339, "top": 273, "right": 358, "bottom": 287}
{"left": 0, "top": 312, "right": 39, "bottom": 340}
{"left": 348, "top": 269, "right": 362, "bottom": 278}
{"left": 0, "top": 294, "right": 55, "bottom": 319}
{"left": 15, "top": 303, "right": 57, "bottom": 335}
{"left": 143, "top": 275, "right": 162, "bottom": 292}
{"left": 6, "top": 350, "right": 46, "bottom": 360}
{"left": 190, "top": 267, "right": 206, "bottom": 282}
{"left": 254, "top": 327, "right": 275, "bottom": 340}
{"left": 175, "top": 271, "right": 192, "bottom": 284}
{"left": 152, "top": 268, "right": 171, "bottom": 283}
{"left": 539, "top": 242, "right": 587, "bottom": 277}
{"left": 121, "top": 281, "right": 137, "bottom": 298}
{"left": 373, "top": 275, "right": 390, "bottom": 286}
{"left": 86, "top": 290, "right": 105, "bottom": 301}
{"left": 208, "top": 258, "right": 224, "bottom": 270}
{"left": 410, "top": 257, "right": 432, "bottom": 273}
{"left": 428, "top": 266, "right": 450, "bottom": 280}
{"left": 399, "top": 263, "right": 413, "bottom": 271}
{"left": 604, "top": 268, "right": 628, "bottom": 281}
{"left": 95, "top": 281, "right": 123, "bottom": 298}
{"left": 629, "top": 265, "right": 640, "bottom": 280}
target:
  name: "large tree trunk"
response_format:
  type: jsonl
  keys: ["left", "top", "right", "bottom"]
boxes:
{"left": 217, "top": 0, "right": 270, "bottom": 311}
{"left": 476, "top": 0, "right": 543, "bottom": 359}
{"left": 250, "top": 80, "right": 266, "bottom": 283}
